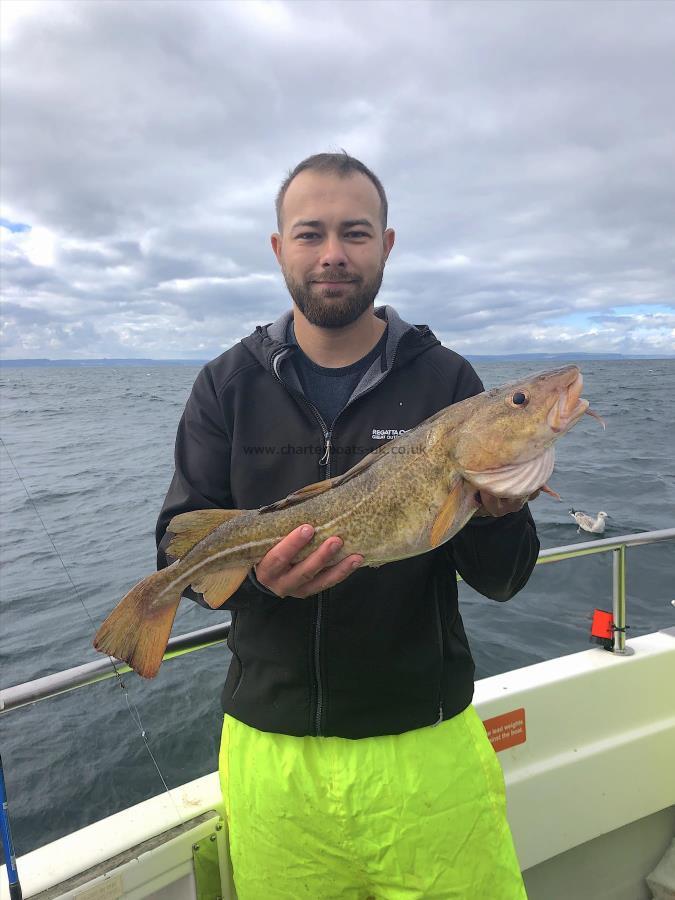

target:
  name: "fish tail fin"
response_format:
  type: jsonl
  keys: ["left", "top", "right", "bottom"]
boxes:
{"left": 93, "top": 569, "right": 180, "bottom": 679}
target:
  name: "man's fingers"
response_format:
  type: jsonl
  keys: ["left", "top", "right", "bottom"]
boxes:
{"left": 276, "top": 536, "right": 346, "bottom": 593}
{"left": 476, "top": 491, "right": 533, "bottom": 518}
{"left": 255, "top": 526, "right": 363, "bottom": 598}
{"left": 289, "top": 554, "right": 364, "bottom": 598}
{"left": 257, "top": 523, "right": 316, "bottom": 580}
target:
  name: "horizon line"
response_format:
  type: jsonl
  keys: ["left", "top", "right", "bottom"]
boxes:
{"left": 2, "top": 351, "right": 674, "bottom": 364}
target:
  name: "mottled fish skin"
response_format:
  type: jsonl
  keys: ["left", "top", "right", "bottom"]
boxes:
{"left": 165, "top": 364, "right": 589, "bottom": 586}
{"left": 94, "top": 364, "right": 596, "bottom": 677}
{"left": 170, "top": 423, "right": 465, "bottom": 584}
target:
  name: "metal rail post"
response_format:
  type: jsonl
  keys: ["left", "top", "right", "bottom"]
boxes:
{"left": 612, "top": 545, "right": 633, "bottom": 655}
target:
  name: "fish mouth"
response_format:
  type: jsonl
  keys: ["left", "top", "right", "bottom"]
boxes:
{"left": 547, "top": 371, "right": 604, "bottom": 433}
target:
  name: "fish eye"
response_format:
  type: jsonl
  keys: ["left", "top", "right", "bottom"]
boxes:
{"left": 510, "top": 391, "right": 529, "bottom": 407}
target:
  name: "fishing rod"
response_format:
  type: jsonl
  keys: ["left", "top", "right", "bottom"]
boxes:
{"left": 0, "top": 753, "right": 22, "bottom": 900}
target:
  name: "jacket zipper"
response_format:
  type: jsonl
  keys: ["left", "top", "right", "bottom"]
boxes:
{"left": 327, "top": 336, "right": 436, "bottom": 727}
{"left": 318, "top": 433, "right": 331, "bottom": 467}
{"left": 433, "top": 583, "right": 445, "bottom": 726}
{"left": 272, "top": 350, "right": 331, "bottom": 735}
{"left": 270, "top": 336, "right": 405, "bottom": 735}
{"left": 315, "top": 435, "right": 331, "bottom": 735}
{"left": 314, "top": 436, "right": 331, "bottom": 735}
{"left": 272, "top": 351, "right": 332, "bottom": 466}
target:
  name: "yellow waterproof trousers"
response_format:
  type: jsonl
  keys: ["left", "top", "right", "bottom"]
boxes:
{"left": 218, "top": 705, "right": 527, "bottom": 900}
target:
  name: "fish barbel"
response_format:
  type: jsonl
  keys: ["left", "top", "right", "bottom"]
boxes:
{"left": 93, "top": 364, "right": 602, "bottom": 678}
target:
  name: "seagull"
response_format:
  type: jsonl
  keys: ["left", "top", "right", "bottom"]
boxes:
{"left": 569, "top": 509, "right": 608, "bottom": 534}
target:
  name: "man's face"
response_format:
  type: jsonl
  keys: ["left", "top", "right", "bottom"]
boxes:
{"left": 271, "top": 170, "right": 395, "bottom": 328}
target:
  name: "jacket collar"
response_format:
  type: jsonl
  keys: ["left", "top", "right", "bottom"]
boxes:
{"left": 242, "top": 305, "right": 439, "bottom": 375}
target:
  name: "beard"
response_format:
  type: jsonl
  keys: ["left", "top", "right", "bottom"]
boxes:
{"left": 282, "top": 264, "right": 385, "bottom": 328}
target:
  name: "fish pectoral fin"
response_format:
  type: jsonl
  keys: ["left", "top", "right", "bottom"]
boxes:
{"left": 259, "top": 444, "right": 391, "bottom": 514}
{"left": 430, "top": 480, "right": 466, "bottom": 549}
{"left": 167, "top": 509, "right": 245, "bottom": 558}
{"left": 191, "top": 566, "right": 250, "bottom": 609}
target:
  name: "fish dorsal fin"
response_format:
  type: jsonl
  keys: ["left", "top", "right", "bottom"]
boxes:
{"left": 430, "top": 480, "right": 464, "bottom": 549}
{"left": 258, "top": 443, "right": 391, "bottom": 514}
{"left": 258, "top": 477, "right": 334, "bottom": 513}
{"left": 191, "top": 566, "right": 250, "bottom": 609}
{"left": 331, "top": 440, "right": 392, "bottom": 484}
{"left": 167, "top": 509, "right": 245, "bottom": 559}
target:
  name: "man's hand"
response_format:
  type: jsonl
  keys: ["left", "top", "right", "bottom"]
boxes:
{"left": 474, "top": 490, "right": 540, "bottom": 518}
{"left": 254, "top": 524, "right": 363, "bottom": 599}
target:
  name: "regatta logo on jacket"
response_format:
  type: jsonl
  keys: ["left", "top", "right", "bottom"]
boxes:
{"left": 372, "top": 428, "right": 408, "bottom": 441}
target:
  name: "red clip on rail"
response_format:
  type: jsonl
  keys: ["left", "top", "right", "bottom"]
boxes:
{"left": 590, "top": 609, "right": 614, "bottom": 650}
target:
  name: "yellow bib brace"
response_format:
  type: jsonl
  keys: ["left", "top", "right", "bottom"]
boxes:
{"left": 219, "top": 704, "right": 527, "bottom": 900}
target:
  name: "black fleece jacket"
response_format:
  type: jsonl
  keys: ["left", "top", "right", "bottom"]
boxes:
{"left": 156, "top": 305, "right": 539, "bottom": 739}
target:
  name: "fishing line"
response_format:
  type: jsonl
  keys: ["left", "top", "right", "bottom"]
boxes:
{"left": 0, "top": 435, "right": 185, "bottom": 827}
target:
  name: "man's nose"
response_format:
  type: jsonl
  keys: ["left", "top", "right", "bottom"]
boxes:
{"left": 320, "top": 234, "right": 348, "bottom": 268}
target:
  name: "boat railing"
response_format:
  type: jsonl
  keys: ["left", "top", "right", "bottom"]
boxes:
{"left": 1, "top": 528, "right": 673, "bottom": 715}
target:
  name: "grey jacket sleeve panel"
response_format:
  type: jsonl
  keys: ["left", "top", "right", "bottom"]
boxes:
{"left": 155, "top": 365, "right": 276, "bottom": 607}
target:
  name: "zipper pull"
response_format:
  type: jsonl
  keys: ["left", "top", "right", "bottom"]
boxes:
{"left": 319, "top": 431, "right": 332, "bottom": 467}
{"left": 433, "top": 703, "right": 443, "bottom": 727}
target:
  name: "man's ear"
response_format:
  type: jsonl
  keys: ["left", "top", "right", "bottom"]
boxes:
{"left": 383, "top": 228, "right": 395, "bottom": 263}
{"left": 271, "top": 232, "right": 282, "bottom": 263}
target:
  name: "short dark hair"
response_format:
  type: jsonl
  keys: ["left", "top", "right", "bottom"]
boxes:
{"left": 275, "top": 150, "right": 388, "bottom": 231}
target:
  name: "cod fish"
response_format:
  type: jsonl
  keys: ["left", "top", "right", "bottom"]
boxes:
{"left": 94, "top": 365, "right": 602, "bottom": 678}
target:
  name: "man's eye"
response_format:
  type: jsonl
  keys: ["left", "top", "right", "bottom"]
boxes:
{"left": 346, "top": 231, "right": 368, "bottom": 238}
{"left": 297, "top": 232, "right": 319, "bottom": 240}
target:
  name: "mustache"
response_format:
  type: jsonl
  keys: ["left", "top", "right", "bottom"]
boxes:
{"left": 310, "top": 273, "right": 360, "bottom": 283}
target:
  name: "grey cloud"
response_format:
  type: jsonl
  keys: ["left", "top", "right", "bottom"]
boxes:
{"left": 1, "top": 301, "right": 58, "bottom": 325}
{"left": 1, "top": 0, "right": 673, "bottom": 358}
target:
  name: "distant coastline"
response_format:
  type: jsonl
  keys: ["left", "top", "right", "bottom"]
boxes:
{"left": 0, "top": 357, "right": 206, "bottom": 367}
{"left": 1, "top": 352, "right": 672, "bottom": 367}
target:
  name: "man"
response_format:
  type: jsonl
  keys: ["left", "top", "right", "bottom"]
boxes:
{"left": 156, "top": 152, "right": 539, "bottom": 898}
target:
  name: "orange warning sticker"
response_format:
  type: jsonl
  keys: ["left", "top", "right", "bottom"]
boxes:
{"left": 483, "top": 708, "right": 526, "bottom": 752}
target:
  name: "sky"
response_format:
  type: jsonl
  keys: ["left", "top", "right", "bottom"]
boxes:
{"left": 1, "top": 0, "right": 674, "bottom": 359}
